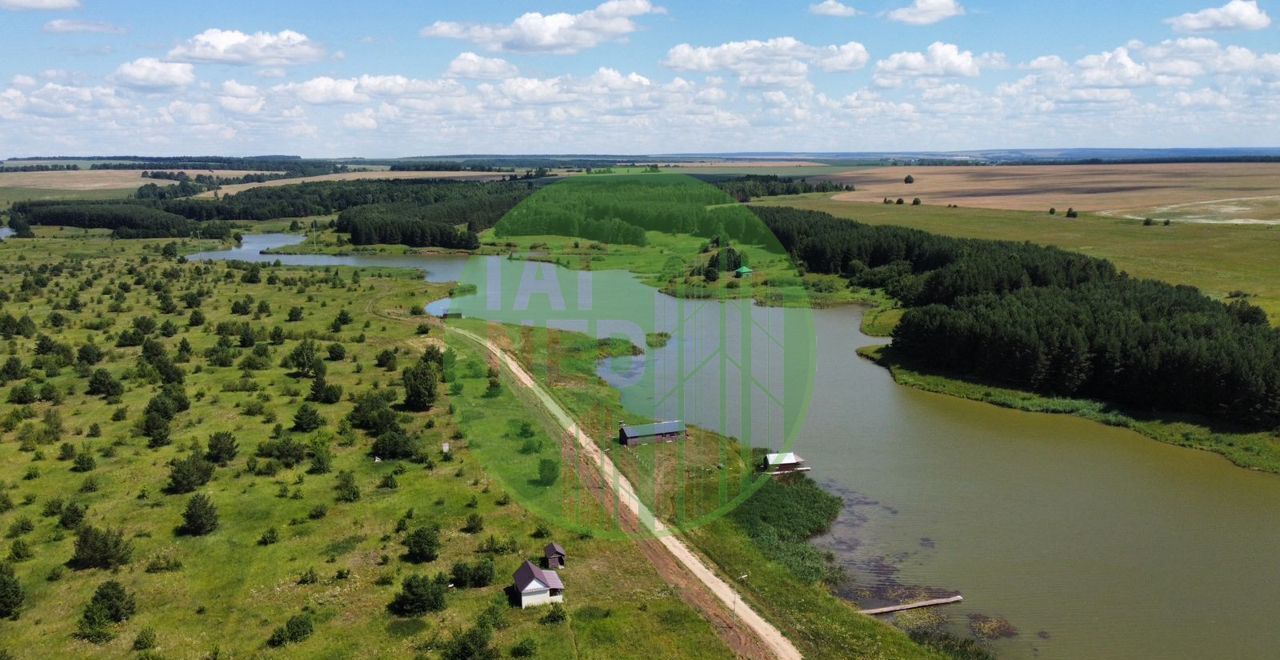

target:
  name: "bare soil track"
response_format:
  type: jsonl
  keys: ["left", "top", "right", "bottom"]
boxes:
{"left": 450, "top": 324, "right": 803, "bottom": 660}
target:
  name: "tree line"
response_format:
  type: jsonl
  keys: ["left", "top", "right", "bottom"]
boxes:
{"left": 335, "top": 203, "right": 485, "bottom": 249}
{"left": 0, "top": 164, "right": 81, "bottom": 172}
{"left": 10, "top": 179, "right": 535, "bottom": 241}
{"left": 711, "top": 174, "right": 851, "bottom": 202}
{"left": 10, "top": 201, "right": 233, "bottom": 240}
{"left": 749, "top": 206, "right": 1280, "bottom": 422}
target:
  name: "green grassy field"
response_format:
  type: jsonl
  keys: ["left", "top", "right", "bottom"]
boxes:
{"left": 0, "top": 233, "right": 731, "bottom": 658}
{"left": 753, "top": 195, "right": 1280, "bottom": 323}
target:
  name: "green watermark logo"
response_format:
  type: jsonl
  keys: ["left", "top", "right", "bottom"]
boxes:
{"left": 443, "top": 174, "right": 817, "bottom": 540}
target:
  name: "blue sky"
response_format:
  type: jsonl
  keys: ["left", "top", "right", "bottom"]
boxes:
{"left": 1, "top": 0, "right": 1277, "bottom": 156}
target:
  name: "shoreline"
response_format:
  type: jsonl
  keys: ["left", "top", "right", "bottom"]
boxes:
{"left": 858, "top": 344, "right": 1280, "bottom": 475}
{"left": 256, "top": 229, "right": 1280, "bottom": 477}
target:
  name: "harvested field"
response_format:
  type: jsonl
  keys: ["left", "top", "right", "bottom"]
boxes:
{"left": 0, "top": 169, "right": 278, "bottom": 191}
{"left": 195, "top": 170, "right": 507, "bottom": 197}
{"left": 826, "top": 163, "right": 1280, "bottom": 220}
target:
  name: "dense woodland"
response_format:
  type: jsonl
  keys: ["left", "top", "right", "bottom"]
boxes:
{"left": 7, "top": 202, "right": 233, "bottom": 240}
{"left": 11, "top": 180, "right": 535, "bottom": 243}
{"left": 709, "top": 175, "right": 851, "bottom": 202}
{"left": 336, "top": 203, "right": 484, "bottom": 249}
{"left": 749, "top": 206, "right": 1280, "bottom": 422}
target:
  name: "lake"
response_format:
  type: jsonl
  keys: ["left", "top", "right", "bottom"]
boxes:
{"left": 193, "top": 234, "right": 1280, "bottom": 659}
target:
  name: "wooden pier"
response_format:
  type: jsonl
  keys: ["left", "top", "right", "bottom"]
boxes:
{"left": 859, "top": 595, "right": 964, "bottom": 616}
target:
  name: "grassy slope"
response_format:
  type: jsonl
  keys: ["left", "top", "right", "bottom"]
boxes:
{"left": 476, "top": 322, "right": 937, "bottom": 660}
{"left": 476, "top": 229, "right": 880, "bottom": 308}
{"left": 0, "top": 234, "right": 730, "bottom": 659}
{"left": 752, "top": 195, "right": 1280, "bottom": 323}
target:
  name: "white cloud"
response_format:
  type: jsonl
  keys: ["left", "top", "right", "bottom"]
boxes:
{"left": 11, "top": 74, "right": 37, "bottom": 87}
{"left": 664, "top": 37, "right": 868, "bottom": 87}
{"left": 113, "top": 58, "right": 195, "bottom": 90}
{"left": 273, "top": 75, "right": 465, "bottom": 104}
{"left": 273, "top": 77, "right": 367, "bottom": 104}
{"left": 43, "top": 19, "right": 125, "bottom": 34}
{"left": 0, "top": 0, "right": 78, "bottom": 9}
{"left": 1166, "top": 0, "right": 1271, "bottom": 32}
{"left": 493, "top": 77, "right": 572, "bottom": 104}
{"left": 875, "top": 42, "right": 985, "bottom": 86}
{"left": 420, "top": 0, "right": 664, "bottom": 54}
{"left": 218, "top": 80, "right": 265, "bottom": 114}
{"left": 1139, "top": 37, "right": 1280, "bottom": 78}
{"left": 354, "top": 75, "right": 464, "bottom": 96}
{"left": 15, "top": 82, "right": 123, "bottom": 118}
{"left": 887, "top": 0, "right": 965, "bottom": 25}
{"left": 342, "top": 109, "right": 378, "bottom": 130}
{"left": 1076, "top": 47, "right": 1191, "bottom": 87}
{"left": 168, "top": 29, "right": 325, "bottom": 66}
{"left": 1025, "top": 55, "right": 1068, "bottom": 71}
{"left": 809, "top": 0, "right": 859, "bottom": 17}
{"left": 445, "top": 52, "right": 519, "bottom": 79}
{"left": 1174, "top": 88, "right": 1231, "bottom": 107}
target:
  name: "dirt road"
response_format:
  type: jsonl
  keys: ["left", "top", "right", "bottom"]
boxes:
{"left": 449, "top": 325, "right": 803, "bottom": 660}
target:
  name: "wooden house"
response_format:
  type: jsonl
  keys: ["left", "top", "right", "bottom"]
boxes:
{"left": 513, "top": 560, "right": 564, "bottom": 609}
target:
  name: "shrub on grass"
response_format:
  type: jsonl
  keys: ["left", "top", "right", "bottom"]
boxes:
{"left": 267, "top": 614, "right": 313, "bottom": 647}
{"left": 387, "top": 573, "right": 448, "bottom": 617}
{"left": 258, "top": 527, "right": 280, "bottom": 546}
{"left": 206, "top": 432, "right": 238, "bottom": 464}
{"left": 179, "top": 494, "right": 218, "bottom": 536}
{"left": 403, "top": 525, "right": 440, "bottom": 563}
{"left": 69, "top": 526, "right": 132, "bottom": 569}
{"left": 334, "top": 471, "right": 360, "bottom": 503}
{"left": 165, "top": 450, "right": 214, "bottom": 494}
{"left": 0, "top": 562, "right": 23, "bottom": 618}
{"left": 77, "top": 580, "right": 135, "bottom": 643}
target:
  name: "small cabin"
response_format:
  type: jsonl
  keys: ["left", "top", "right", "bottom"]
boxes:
{"left": 619, "top": 420, "right": 686, "bottom": 447}
{"left": 762, "top": 452, "right": 811, "bottom": 475}
{"left": 544, "top": 542, "right": 566, "bottom": 569}
{"left": 513, "top": 560, "right": 564, "bottom": 609}
{"left": 734, "top": 266, "right": 754, "bottom": 279}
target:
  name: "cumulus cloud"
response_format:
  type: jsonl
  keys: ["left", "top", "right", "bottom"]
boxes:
{"left": 1165, "top": 0, "right": 1271, "bottom": 32}
{"left": 0, "top": 0, "right": 78, "bottom": 9}
{"left": 445, "top": 52, "right": 518, "bottom": 79}
{"left": 168, "top": 29, "right": 325, "bottom": 66}
{"left": 1076, "top": 47, "right": 1190, "bottom": 87}
{"left": 1138, "top": 37, "right": 1280, "bottom": 78}
{"left": 43, "top": 19, "right": 125, "bottom": 33}
{"left": 273, "top": 77, "right": 366, "bottom": 104}
{"left": 809, "top": 0, "right": 859, "bottom": 17}
{"left": 664, "top": 37, "right": 869, "bottom": 87}
{"left": 273, "top": 75, "right": 464, "bottom": 104}
{"left": 875, "top": 42, "right": 987, "bottom": 86}
{"left": 420, "top": 0, "right": 664, "bottom": 54}
{"left": 113, "top": 58, "right": 195, "bottom": 90}
{"left": 342, "top": 109, "right": 378, "bottom": 130}
{"left": 887, "top": 0, "right": 965, "bottom": 25}
{"left": 218, "top": 80, "right": 265, "bottom": 114}
{"left": 1174, "top": 88, "right": 1231, "bottom": 107}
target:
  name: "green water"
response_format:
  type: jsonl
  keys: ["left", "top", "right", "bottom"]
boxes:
{"left": 196, "top": 236, "right": 1280, "bottom": 659}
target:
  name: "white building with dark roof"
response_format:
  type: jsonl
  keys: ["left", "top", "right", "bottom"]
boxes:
{"left": 513, "top": 560, "right": 564, "bottom": 609}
